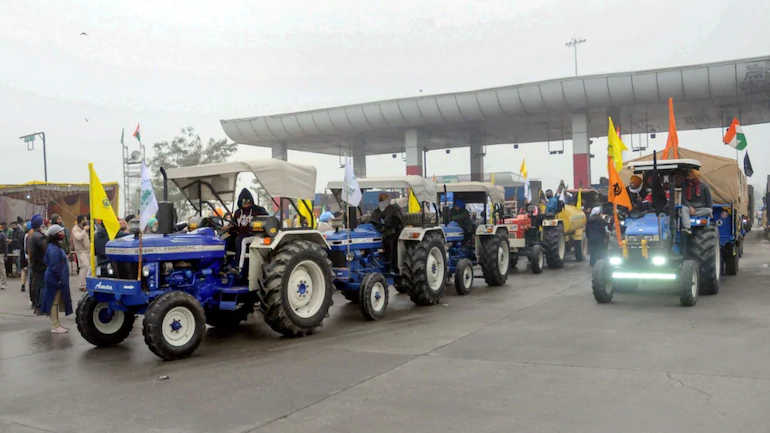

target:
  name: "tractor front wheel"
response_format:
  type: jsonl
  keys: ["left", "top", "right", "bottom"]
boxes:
{"left": 529, "top": 245, "right": 545, "bottom": 274}
{"left": 692, "top": 227, "right": 720, "bottom": 295}
{"left": 143, "top": 291, "right": 206, "bottom": 360}
{"left": 454, "top": 258, "right": 474, "bottom": 295}
{"left": 679, "top": 260, "right": 699, "bottom": 307}
{"left": 359, "top": 273, "right": 388, "bottom": 320}
{"left": 592, "top": 260, "right": 614, "bottom": 304}
{"left": 76, "top": 294, "right": 135, "bottom": 347}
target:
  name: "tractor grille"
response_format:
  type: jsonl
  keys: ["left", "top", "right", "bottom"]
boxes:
{"left": 328, "top": 250, "right": 347, "bottom": 268}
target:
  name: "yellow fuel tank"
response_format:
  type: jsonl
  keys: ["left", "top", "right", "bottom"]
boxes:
{"left": 556, "top": 204, "right": 586, "bottom": 239}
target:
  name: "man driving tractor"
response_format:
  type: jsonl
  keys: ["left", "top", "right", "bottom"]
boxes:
{"left": 368, "top": 193, "right": 403, "bottom": 271}
{"left": 224, "top": 188, "right": 269, "bottom": 269}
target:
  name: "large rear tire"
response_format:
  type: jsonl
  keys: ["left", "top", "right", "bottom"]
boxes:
{"left": 143, "top": 291, "right": 206, "bottom": 360}
{"left": 723, "top": 243, "right": 739, "bottom": 276}
{"left": 679, "top": 260, "right": 699, "bottom": 307}
{"left": 691, "top": 227, "right": 720, "bottom": 295}
{"left": 543, "top": 226, "right": 565, "bottom": 269}
{"left": 480, "top": 234, "right": 509, "bottom": 286}
{"left": 592, "top": 259, "right": 614, "bottom": 303}
{"left": 403, "top": 232, "right": 447, "bottom": 306}
{"left": 261, "top": 240, "right": 334, "bottom": 337}
{"left": 76, "top": 294, "right": 135, "bottom": 347}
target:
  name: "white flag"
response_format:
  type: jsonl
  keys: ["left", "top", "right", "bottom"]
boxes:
{"left": 139, "top": 163, "right": 159, "bottom": 231}
{"left": 342, "top": 158, "right": 362, "bottom": 207}
{"left": 523, "top": 177, "right": 531, "bottom": 203}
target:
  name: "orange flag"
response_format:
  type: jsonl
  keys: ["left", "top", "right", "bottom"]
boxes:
{"left": 608, "top": 161, "right": 631, "bottom": 210}
{"left": 661, "top": 97, "right": 679, "bottom": 159}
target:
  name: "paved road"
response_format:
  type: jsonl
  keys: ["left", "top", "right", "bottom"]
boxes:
{"left": 2, "top": 232, "right": 770, "bottom": 433}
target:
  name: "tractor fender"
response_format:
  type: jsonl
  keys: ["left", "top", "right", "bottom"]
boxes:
{"left": 248, "top": 231, "right": 330, "bottom": 292}
{"left": 397, "top": 227, "right": 445, "bottom": 274}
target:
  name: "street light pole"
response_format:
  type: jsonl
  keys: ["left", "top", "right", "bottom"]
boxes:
{"left": 20, "top": 131, "right": 47, "bottom": 183}
{"left": 565, "top": 37, "right": 587, "bottom": 76}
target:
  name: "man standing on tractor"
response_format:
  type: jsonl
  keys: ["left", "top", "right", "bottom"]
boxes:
{"left": 369, "top": 193, "right": 403, "bottom": 271}
{"left": 544, "top": 182, "right": 566, "bottom": 215}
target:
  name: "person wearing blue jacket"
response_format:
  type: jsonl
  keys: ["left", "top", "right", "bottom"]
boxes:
{"left": 39, "top": 225, "right": 73, "bottom": 334}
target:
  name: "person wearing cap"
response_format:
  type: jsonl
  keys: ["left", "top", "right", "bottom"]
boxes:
{"left": 317, "top": 210, "right": 334, "bottom": 232}
{"left": 625, "top": 175, "right": 645, "bottom": 212}
{"left": 27, "top": 214, "right": 47, "bottom": 312}
{"left": 39, "top": 225, "right": 73, "bottom": 333}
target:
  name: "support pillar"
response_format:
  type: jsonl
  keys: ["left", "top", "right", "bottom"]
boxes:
{"left": 271, "top": 142, "right": 287, "bottom": 161}
{"left": 353, "top": 152, "right": 366, "bottom": 178}
{"left": 404, "top": 128, "right": 424, "bottom": 176}
{"left": 571, "top": 113, "right": 591, "bottom": 188}
{"left": 469, "top": 129, "right": 485, "bottom": 182}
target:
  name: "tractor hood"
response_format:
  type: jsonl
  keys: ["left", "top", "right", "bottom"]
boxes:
{"left": 105, "top": 228, "right": 225, "bottom": 262}
{"left": 325, "top": 223, "right": 383, "bottom": 251}
{"left": 623, "top": 213, "right": 669, "bottom": 241}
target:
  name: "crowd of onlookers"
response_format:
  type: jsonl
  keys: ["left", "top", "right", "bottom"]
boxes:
{"left": 0, "top": 213, "right": 131, "bottom": 334}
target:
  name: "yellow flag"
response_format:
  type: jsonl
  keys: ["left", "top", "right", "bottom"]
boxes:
{"left": 298, "top": 199, "right": 315, "bottom": 228}
{"left": 490, "top": 173, "right": 496, "bottom": 185}
{"left": 576, "top": 188, "right": 582, "bottom": 208}
{"left": 607, "top": 117, "right": 627, "bottom": 172}
{"left": 408, "top": 189, "right": 420, "bottom": 213}
{"left": 89, "top": 163, "right": 120, "bottom": 272}
{"left": 519, "top": 158, "right": 528, "bottom": 179}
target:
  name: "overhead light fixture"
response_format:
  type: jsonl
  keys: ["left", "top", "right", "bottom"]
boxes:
{"left": 392, "top": 153, "right": 397, "bottom": 159}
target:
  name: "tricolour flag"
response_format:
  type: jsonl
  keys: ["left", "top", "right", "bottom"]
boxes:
{"left": 132, "top": 123, "right": 141, "bottom": 143}
{"left": 723, "top": 118, "right": 747, "bottom": 150}
{"left": 139, "top": 163, "right": 159, "bottom": 232}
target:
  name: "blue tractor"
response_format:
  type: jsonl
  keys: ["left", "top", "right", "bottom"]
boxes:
{"left": 592, "top": 158, "right": 721, "bottom": 307}
{"left": 437, "top": 182, "right": 526, "bottom": 295}
{"left": 325, "top": 177, "right": 448, "bottom": 320}
{"left": 76, "top": 160, "right": 335, "bottom": 360}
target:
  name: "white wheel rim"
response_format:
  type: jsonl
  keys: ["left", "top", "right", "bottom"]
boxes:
{"left": 497, "top": 243, "right": 510, "bottom": 274}
{"left": 93, "top": 303, "right": 125, "bottom": 335}
{"left": 370, "top": 281, "right": 386, "bottom": 312}
{"left": 714, "top": 242, "right": 720, "bottom": 280}
{"left": 161, "top": 306, "right": 196, "bottom": 347}
{"left": 558, "top": 235, "right": 566, "bottom": 259}
{"left": 288, "top": 260, "right": 326, "bottom": 319}
{"left": 462, "top": 265, "right": 473, "bottom": 287}
{"left": 538, "top": 251, "right": 544, "bottom": 269}
{"left": 426, "top": 247, "right": 445, "bottom": 292}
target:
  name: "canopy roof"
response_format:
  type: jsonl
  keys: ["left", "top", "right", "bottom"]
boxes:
{"left": 327, "top": 176, "right": 437, "bottom": 203}
{"left": 621, "top": 148, "right": 749, "bottom": 214}
{"left": 441, "top": 182, "right": 505, "bottom": 203}
{"left": 166, "top": 159, "right": 316, "bottom": 202}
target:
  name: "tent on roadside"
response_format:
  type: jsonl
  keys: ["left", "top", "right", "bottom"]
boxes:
{"left": 620, "top": 147, "right": 749, "bottom": 215}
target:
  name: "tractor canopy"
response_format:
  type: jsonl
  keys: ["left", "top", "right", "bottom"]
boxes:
{"left": 327, "top": 176, "right": 438, "bottom": 204}
{"left": 439, "top": 182, "right": 505, "bottom": 204}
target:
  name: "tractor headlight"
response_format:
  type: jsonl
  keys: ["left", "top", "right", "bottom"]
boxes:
{"left": 609, "top": 256, "right": 623, "bottom": 266}
{"left": 651, "top": 256, "right": 666, "bottom": 266}
{"left": 142, "top": 265, "right": 151, "bottom": 277}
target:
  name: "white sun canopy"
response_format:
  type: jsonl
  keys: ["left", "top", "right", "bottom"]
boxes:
{"left": 626, "top": 159, "right": 702, "bottom": 172}
{"left": 440, "top": 182, "right": 506, "bottom": 203}
{"left": 327, "top": 176, "right": 437, "bottom": 203}
{"left": 166, "top": 159, "right": 317, "bottom": 203}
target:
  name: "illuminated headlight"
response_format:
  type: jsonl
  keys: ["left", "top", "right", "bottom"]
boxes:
{"left": 651, "top": 256, "right": 666, "bottom": 266}
{"left": 609, "top": 256, "right": 623, "bottom": 266}
{"left": 142, "top": 265, "right": 151, "bottom": 277}
{"left": 106, "top": 263, "right": 114, "bottom": 276}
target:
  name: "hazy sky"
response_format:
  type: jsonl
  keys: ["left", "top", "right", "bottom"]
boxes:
{"left": 2, "top": 0, "right": 769, "bottom": 205}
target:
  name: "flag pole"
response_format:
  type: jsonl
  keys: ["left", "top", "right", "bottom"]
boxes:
{"left": 137, "top": 231, "right": 143, "bottom": 281}
{"left": 88, "top": 163, "right": 96, "bottom": 275}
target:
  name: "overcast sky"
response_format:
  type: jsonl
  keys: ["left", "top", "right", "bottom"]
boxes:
{"left": 1, "top": 0, "right": 768, "bottom": 206}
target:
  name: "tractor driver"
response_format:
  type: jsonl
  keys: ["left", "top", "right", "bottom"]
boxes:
{"left": 450, "top": 198, "right": 475, "bottom": 245}
{"left": 682, "top": 169, "right": 712, "bottom": 217}
{"left": 369, "top": 193, "right": 403, "bottom": 271}
{"left": 224, "top": 188, "right": 269, "bottom": 270}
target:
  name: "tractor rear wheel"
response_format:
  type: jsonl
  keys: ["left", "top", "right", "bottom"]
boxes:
{"left": 261, "top": 240, "right": 334, "bottom": 337}
{"left": 403, "top": 232, "right": 447, "bottom": 306}
{"left": 723, "top": 243, "right": 739, "bottom": 276}
{"left": 691, "top": 227, "right": 720, "bottom": 295}
{"left": 480, "top": 234, "right": 509, "bottom": 286}
{"left": 543, "top": 226, "right": 565, "bottom": 269}
{"left": 359, "top": 273, "right": 388, "bottom": 320}
{"left": 143, "top": 291, "right": 206, "bottom": 360}
{"left": 77, "top": 294, "right": 135, "bottom": 347}
{"left": 454, "top": 258, "right": 474, "bottom": 295}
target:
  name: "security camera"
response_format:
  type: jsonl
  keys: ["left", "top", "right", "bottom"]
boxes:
{"left": 392, "top": 153, "right": 397, "bottom": 159}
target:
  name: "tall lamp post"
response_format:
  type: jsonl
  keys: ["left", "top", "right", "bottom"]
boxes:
{"left": 20, "top": 131, "right": 48, "bottom": 183}
{"left": 565, "top": 37, "right": 587, "bottom": 76}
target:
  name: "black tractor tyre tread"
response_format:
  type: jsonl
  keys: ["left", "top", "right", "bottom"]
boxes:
{"left": 454, "top": 258, "right": 474, "bottom": 295}
{"left": 393, "top": 276, "right": 409, "bottom": 294}
{"left": 529, "top": 245, "right": 545, "bottom": 274}
{"left": 480, "top": 234, "right": 508, "bottom": 286}
{"left": 76, "top": 294, "right": 135, "bottom": 347}
{"left": 543, "top": 226, "right": 565, "bottom": 269}
{"left": 142, "top": 291, "right": 206, "bottom": 361}
{"left": 724, "top": 243, "right": 739, "bottom": 276}
{"left": 592, "top": 260, "right": 613, "bottom": 304}
{"left": 679, "top": 260, "right": 698, "bottom": 307}
{"left": 691, "top": 228, "right": 719, "bottom": 295}
{"left": 359, "top": 273, "right": 388, "bottom": 321}
{"left": 261, "top": 240, "right": 334, "bottom": 337}
{"left": 403, "top": 232, "right": 447, "bottom": 306}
